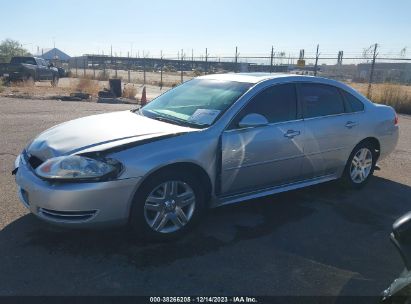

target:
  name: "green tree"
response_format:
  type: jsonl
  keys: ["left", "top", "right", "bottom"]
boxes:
{"left": 0, "top": 39, "right": 31, "bottom": 63}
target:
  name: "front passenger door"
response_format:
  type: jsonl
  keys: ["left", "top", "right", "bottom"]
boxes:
{"left": 221, "top": 83, "right": 305, "bottom": 195}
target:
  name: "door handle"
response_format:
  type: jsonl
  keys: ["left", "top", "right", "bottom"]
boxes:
{"left": 345, "top": 121, "right": 358, "bottom": 128}
{"left": 284, "top": 130, "right": 301, "bottom": 139}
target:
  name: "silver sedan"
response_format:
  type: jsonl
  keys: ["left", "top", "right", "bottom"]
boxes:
{"left": 14, "top": 73, "right": 399, "bottom": 240}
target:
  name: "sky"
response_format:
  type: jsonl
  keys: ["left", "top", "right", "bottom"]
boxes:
{"left": 1, "top": 0, "right": 410, "bottom": 59}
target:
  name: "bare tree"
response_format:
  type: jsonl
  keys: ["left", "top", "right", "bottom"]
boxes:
{"left": 277, "top": 51, "right": 286, "bottom": 65}
{"left": 362, "top": 45, "right": 375, "bottom": 63}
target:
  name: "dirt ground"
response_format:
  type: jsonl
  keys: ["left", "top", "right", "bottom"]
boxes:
{"left": 0, "top": 77, "right": 171, "bottom": 101}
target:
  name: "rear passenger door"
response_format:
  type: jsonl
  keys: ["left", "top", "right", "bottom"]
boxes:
{"left": 36, "top": 59, "right": 50, "bottom": 80}
{"left": 299, "top": 83, "right": 361, "bottom": 179}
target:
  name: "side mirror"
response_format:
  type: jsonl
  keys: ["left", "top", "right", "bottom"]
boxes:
{"left": 392, "top": 212, "right": 411, "bottom": 270}
{"left": 238, "top": 113, "right": 269, "bottom": 128}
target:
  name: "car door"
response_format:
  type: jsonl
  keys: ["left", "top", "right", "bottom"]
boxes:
{"left": 299, "top": 83, "right": 361, "bottom": 179}
{"left": 35, "top": 58, "right": 46, "bottom": 80}
{"left": 221, "top": 83, "right": 305, "bottom": 195}
{"left": 42, "top": 59, "right": 53, "bottom": 80}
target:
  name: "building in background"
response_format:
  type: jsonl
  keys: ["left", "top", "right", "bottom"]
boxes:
{"left": 356, "top": 63, "right": 411, "bottom": 84}
{"left": 36, "top": 48, "right": 71, "bottom": 62}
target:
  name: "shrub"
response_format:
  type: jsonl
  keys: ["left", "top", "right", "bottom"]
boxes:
{"left": 371, "top": 84, "right": 411, "bottom": 115}
{"left": 122, "top": 84, "right": 137, "bottom": 99}
{"left": 76, "top": 78, "right": 100, "bottom": 96}
{"left": 193, "top": 69, "right": 203, "bottom": 77}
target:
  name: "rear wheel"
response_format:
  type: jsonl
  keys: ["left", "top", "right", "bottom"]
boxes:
{"left": 24, "top": 75, "right": 34, "bottom": 86}
{"left": 341, "top": 142, "right": 377, "bottom": 189}
{"left": 129, "top": 170, "right": 205, "bottom": 241}
{"left": 51, "top": 76, "right": 59, "bottom": 87}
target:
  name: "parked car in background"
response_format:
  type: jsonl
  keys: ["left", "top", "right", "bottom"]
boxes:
{"left": 13, "top": 74, "right": 399, "bottom": 240}
{"left": 0, "top": 63, "right": 8, "bottom": 76}
{"left": 382, "top": 212, "right": 411, "bottom": 303}
{"left": 2, "top": 56, "right": 59, "bottom": 86}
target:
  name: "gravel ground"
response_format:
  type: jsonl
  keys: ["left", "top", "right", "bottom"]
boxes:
{"left": 0, "top": 96, "right": 411, "bottom": 296}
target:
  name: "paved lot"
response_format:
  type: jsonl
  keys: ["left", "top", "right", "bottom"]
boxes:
{"left": 1, "top": 96, "right": 411, "bottom": 296}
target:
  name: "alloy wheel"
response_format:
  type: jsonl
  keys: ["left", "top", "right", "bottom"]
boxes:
{"left": 144, "top": 180, "right": 196, "bottom": 233}
{"left": 350, "top": 148, "right": 373, "bottom": 184}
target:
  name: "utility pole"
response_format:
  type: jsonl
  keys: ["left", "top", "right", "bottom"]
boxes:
{"left": 337, "top": 51, "right": 344, "bottom": 65}
{"left": 191, "top": 49, "right": 194, "bottom": 70}
{"left": 127, "top": 52, "right": 130, "bottom": 83}
{"left": 84, "top": 57, "right": 87, "bottom": 78}
{"left": 367, "top": 43, "right": 378, "bottom": 99}
{"left": 143, "top": 52, "right": 146, "bottom": 85}
{"left": 234, "top": 46, "right": 239, "bottom": 73}
{"left": 270, "top": 46, "right": 274, "bottom": 74}
{"left": 93, "top": 56, "right": 96, "bottom": 79}
{"left": 160, "top": 50, "right": 164, "bottom": 90}
{"left": 337, "top": 50, "right": 344, "bottom": 79}
{"left": 205, "top": 48, "right": 208, "bottom": 75}
{"left": 314, "top": 44, "right": 320, "bottom": 76}
{"left": 181, "top": 49, "right": 184, "bottom": 83}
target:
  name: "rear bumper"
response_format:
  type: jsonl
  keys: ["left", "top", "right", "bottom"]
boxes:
{"left": 14, "top": 155, "right": 141, "bottom": 228}
{"left": 378, "top": 126, "right": 399, "bottom": 160}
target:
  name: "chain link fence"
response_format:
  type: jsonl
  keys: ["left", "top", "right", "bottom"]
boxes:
{"left": 66, "top": 45, "right": 411, "bottom": 113}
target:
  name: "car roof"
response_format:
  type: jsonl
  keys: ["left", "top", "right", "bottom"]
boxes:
{"left": 197, "top": 73, "right": 316, "bottom": 84}
{"left": 197, "top": 72, "right": 371, "bottom": 103}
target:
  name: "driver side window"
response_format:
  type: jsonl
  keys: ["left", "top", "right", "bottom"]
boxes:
{"left": 230, "top": 83, "right": 298, "bottom": 129}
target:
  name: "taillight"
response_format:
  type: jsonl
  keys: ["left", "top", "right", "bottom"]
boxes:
{"left": 394, "top": 112, "right": 399, "bottom": 126}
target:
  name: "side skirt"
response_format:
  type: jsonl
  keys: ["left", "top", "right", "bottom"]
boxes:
{"left": 212, "top": 174, "right": 338, "bottom": 208}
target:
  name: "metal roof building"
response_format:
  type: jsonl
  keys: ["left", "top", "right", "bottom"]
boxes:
{"left": 36, "top": 48, "right": 71, "bottom": 61}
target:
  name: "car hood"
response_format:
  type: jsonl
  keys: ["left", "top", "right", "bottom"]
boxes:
{"left": 27, "top": 110, "right": 195, "bottom": 160}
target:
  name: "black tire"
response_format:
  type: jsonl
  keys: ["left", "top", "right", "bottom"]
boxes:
{"left": 24, "top": 75, "right": 34, "bottom": 86}
{"left": 51, "top": 76, "right": 59, "bottom": 87}
{"left": 341, "top": 141, "right": 377, "bottom": 189}
{"left": 129, "top": 169, "right": 205, "bottom": 241}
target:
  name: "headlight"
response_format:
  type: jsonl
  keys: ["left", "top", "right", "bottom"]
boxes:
{"left": 35, "top": 155, "right": 121, "bottom": 181}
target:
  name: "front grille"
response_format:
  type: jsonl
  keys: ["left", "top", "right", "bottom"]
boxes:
{"left": 27, "top": 155, "right": 43, "bottom": 169}
{"left": 22, "top": 150, "right": 44, "bottom": 170}
{"left": 38, "top": 208, "right": 97, "bottom": 222}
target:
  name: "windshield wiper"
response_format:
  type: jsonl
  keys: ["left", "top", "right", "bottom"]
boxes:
{"left": 139, "top": 109, "right": 206, "bottom": 129}
{"left": 137, "top": 108, "right": 144, "bottom": 116}
{"left": 151, "top": 115, "right": 185, "bottom": 126}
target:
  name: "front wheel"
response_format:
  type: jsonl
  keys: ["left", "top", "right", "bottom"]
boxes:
{"left": 24, "top": 75, "right": 34, "bottom": 86}
{"left": 129, "top": 170, "right": 205, "bottom": 241}
{"left": 341, "top": 142, "right": 377, "bottom": 189}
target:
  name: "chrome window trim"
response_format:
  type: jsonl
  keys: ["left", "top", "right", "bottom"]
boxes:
{"left": 223, "top": 118, "right": 304, "bottom": 133}
{"left": 302, "top": 110, "right": 365, "bottom": 122}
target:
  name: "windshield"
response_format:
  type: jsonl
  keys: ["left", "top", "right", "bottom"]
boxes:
{"left": 141, "top": 79, "right": 252, "bottom": 128}
{"left": 10, "top": 57, "right": 37, "bottom": 65}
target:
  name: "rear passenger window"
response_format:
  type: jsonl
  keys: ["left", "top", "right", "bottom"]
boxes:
{"left": 300, "top": 84, "right": 345, "bottom": 118}
{"left": 341, "top": 90, "right": 364, "bottom": 112}
{"left": 234, "top": 83, "right": 297, "bottom": 127}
